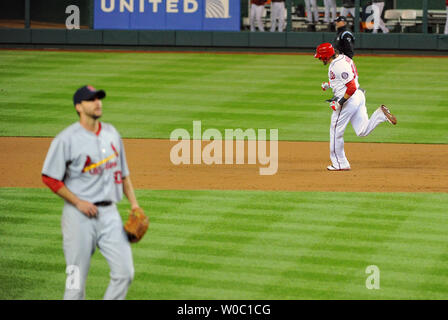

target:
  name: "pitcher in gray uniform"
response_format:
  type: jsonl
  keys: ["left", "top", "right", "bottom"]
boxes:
{"left": 41, "top": 85, "right": 142, "bottom": 300}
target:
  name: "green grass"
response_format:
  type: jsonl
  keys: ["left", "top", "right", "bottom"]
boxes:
{"left": 0, "top": 50, "right": 447, "bottom": 143}
{"left": 1, "top": 188, "right": 448, "bottom": 300}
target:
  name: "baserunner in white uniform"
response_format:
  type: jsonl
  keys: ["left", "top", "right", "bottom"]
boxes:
{"left": 314, "top": 43, "right": 397, "bottom": 171}
{"left": 42, "top": 85, "right": 141, "bottom": 299}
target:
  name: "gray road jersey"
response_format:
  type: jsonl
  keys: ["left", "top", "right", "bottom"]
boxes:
{"left": 42, "top": 122, "right": 129, "bottom": 203}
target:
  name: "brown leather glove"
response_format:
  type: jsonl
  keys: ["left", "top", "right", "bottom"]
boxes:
{"left": 124, "top": 207, "right": 149, "bottom": 243}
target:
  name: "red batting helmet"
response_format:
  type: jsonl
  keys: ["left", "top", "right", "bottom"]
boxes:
{"left": 314, "top": 43, "right": 335, "bottom": 60}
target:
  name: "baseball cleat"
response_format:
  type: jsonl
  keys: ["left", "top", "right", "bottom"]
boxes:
{"left": 327, "top": 165, "right": 351, "bottom": 171}
{"left": 380, "top": 105, "right": 397, "bottom": 125}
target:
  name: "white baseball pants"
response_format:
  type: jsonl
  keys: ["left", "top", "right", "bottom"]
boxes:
{"left": 250, "top": 4, "right": 265, "bottom": 32}
{"left": 372, "top": 1, "right": 389, "bottom": 33}
{"left": 62, "top": 203, "right": 134, "bottom": 300}
{"left": 270, "top": 2, "right": 285, "bottom": 32}
{"left": 340, "top": 7, "right": 355, "bottom": 18}
{"left": 324, "top": 0, "right": 337, "bottom": 23}
{"left": 304, "top": 0, "right": 319, "bottom": 23}
{"left": 329, "top": 90, "right": 387, "bottom": 169}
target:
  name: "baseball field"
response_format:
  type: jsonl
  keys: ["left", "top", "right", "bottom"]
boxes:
{"left": 0, "top": 49, "right": 448, "bottom": 299}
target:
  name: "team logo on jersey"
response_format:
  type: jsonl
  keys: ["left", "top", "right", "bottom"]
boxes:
{"left": 110, "top": 143, "right": 119, "bottom": 157}
{"left": 82, "top": 143, "right": 119, "bottom": 174}
{"left": 330, "top": 71, "right": 336, "bottom": 80}
{"left": 205, "top": 0, "right": 230, "bottom": 19}
{"left": 83, "top": 156, "right": 92, "bottom": 171}
{"left": 342, "top": 72, "right": 349, "bottom": 79}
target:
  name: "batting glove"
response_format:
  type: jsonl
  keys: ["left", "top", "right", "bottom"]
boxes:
{"left": 330, "top": 100, "right": 341, "bottom": 111}
{"left": 321, "top": 82, "right": 330, "bottom": 91}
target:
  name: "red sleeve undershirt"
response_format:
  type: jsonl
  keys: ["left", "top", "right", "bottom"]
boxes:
{"left": 42, "top": 175, "right": 64, "bottom": 193}
{"left": 345, "top": 79, "right": 357, "bottom": 96}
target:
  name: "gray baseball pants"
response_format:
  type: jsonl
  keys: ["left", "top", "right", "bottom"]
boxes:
{"left": 62, "top": 202, "right": 134, "bottom": 300}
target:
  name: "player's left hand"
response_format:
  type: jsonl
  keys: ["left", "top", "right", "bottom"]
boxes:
{"left": 330, "top": 100, "right": 341, "bottom": 111}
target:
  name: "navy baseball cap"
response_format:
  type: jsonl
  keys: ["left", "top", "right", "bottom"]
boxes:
{"left": 73, "top": 85, "right": 106, "bottom": 106}
{"left": 335, "top": 16, "right": 347, "bottom": 23}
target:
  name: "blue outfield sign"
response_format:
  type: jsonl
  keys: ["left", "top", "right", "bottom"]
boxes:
{"left": 94, "top": 0, "right": 241, "bottom": 31}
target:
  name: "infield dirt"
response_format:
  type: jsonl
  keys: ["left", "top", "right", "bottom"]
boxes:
{"left": 1, "top": 137, "right": 447, "bottom": 193}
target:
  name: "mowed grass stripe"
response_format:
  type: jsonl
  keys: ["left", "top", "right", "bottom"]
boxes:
{"left": 4, "top": 221, "right": 447, "bottom": 261}
{"left": 2, "top": 230, "right": 446, "bottom": 265}
{"left": 131, "top": 248, "right": 448, "bottom": 281}
{"left": 148, "top": 219, "right": 448, "bottom": 244}
{"left": 2, "top": 190, "right": 447, "bottom": 231}
{"left": 150, "top": 210, "right": 448, "bottom": 231}
{"left": 129, "top": 239, "right": 446, "bottom": 272}
{"left": 2, "top": 227, "right": 446, "bottom": 269}
{"left": 3, "top": 243, "right": 447, "bottom": 294}
{"left": 130, "top": 269, "right": 435, "bottom": 300}
{"left": 1, "top": 51, "right": 447, "bottom": 143}
{"left": 131, "top": 261, "right": 448, "bottom": 295}
{"left": 158, "top": 206, "right": 448, "bottom": 223}
{"left": 127, "top": 280, "right": 401, "bottom": 300}
{"left": 136, "top": 231, "right": 448, "bottom": 258}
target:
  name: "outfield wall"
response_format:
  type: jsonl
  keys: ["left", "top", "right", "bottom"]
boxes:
{"left": 1, "top": 29, "right": 448, "bottom": 51}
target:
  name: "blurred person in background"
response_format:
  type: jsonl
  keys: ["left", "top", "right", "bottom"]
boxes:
{"left": 250, "top": 0, "right": 267, "bottom": 32}
{"left": 324, "top": 0, "right": 337, "bottom": 27}
{"left": 372, "top": 0, "right": 389, "bottom": 33}
{"left": 304, "top": 0, "right": 319, "bottom": 24}
{"left": 271, "top": 0, "right": 286, "bottom": 32}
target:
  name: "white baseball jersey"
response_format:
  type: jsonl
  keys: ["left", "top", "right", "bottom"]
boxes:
{"left": 42, "top": 122, "right": 129, "bottom": 204}
{"left": 326, "top": 54, "right": 389, "bottom": 170}
{"left": 328, "top": 54, "right": 360, "bottom": 99}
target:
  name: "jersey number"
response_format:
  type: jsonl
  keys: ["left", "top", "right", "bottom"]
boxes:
{"left": 114, "top": 171, "right": 122, "bottom": 184}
